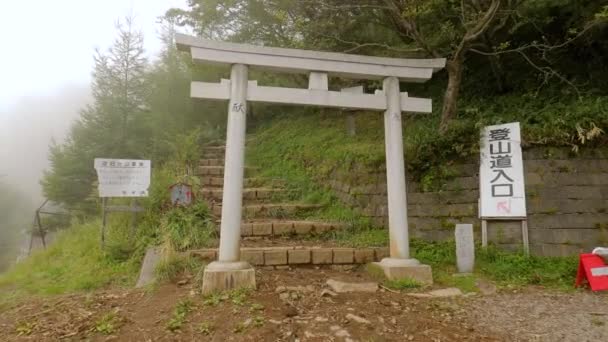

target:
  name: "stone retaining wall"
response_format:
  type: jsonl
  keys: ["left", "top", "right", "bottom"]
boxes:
{"left": 328, "top": 148, "right": 608, "bottom": 257}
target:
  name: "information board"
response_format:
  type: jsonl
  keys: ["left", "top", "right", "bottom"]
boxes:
{"left": 479, "top": 122, "right": 527, "bottom": 218}
{"left": 94, "top": 158, "right": 151, "bottom": 197}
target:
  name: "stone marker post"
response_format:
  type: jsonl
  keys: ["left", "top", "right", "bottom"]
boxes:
{"left": 201, "top": 64, "right": 256, "bottom": 294}
{"left": 455, "top": 224, "right": 475, "bottom": 273}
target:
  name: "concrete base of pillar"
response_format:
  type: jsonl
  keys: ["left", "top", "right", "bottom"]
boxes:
{"left": 374, "top": 258, "right": 433, "bottom": 285}
{"left": 201, "top": 261, "right": 256, "bottom": 295}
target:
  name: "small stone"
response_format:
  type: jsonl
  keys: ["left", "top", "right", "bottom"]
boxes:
{"left": 320, "top": 289, "right": 338, "bottom": 297}
{"left": 285, "top": 306, "right": 298, "bottom": 317}
{"left": 279, "top": 293, "right": 290, "bottom": 301}
{"left": 346, "top": 313, "right": 371, "bottom": 324}
{"left": 335, "top": 329, "right": 350, "bottom": 337}
{"left": 269, "top": 319, "right": 282, "bottom": 325}
{"left": 326, "top": 279, "right": 378, "bottom": 293}
{"left": 391, "top": 317, "right": 397, "bottom": 325}
{"left": 315, "top": 316, "right": 329, "bottom": 322}
{"left": 243, "top": 318, "right": 252, "bottom": 327}
{"left": 177, "top": 279, "right": 188, "bottom": 286}
{"left": 428, "top": 288, "right": 463, "bottom": 297}
{"left": 275, "top": 286, "right": 287, "bottom": 293}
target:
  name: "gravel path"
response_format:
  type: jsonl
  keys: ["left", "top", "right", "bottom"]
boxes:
{"left": 463, "top": 289, "right": 608, "bottom": 341}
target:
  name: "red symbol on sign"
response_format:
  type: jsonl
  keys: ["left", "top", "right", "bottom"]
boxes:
{"left": 575, "top": 254, "right": 608, "bottom": 291}
{"left": 497, "top": 201, "right": 511, "bottom": 213}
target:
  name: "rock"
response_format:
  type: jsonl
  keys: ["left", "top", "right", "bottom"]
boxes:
{"left": 475, "top": 279, "right": 497, "bottom": 295}
{"left": 346, "top": 313, "right": 371, "bottom": 324}
{"left": 406, "top": 293, "right": 433, "bottom": 298}
{"left": 284, "top": 306, "right": 298, "bottom": 317}
{"left": 428, "top": 288, "right": 463, "bottom": 297}
{"left": 275, "top": 286, "right": 287, "bottom": 293}
{"left": 315, "top": 316, "right": 329, "bottom": 322}
{"left": 326, "top": 279, "right": 378, "bottom": 293}
{"left": 177, "top": 279, "right": 188, "bottom": 286}
{"left": 279, "top": 292, "right": 290, "bottom": 301}
{"left": 269, "top": 319, "right": 282, "bottom": 325}
{"left": 320, "top": 289, "right": 338, "bottom": 297}
{"left": 336, "top": 329, "right": 350, "bottom": 337}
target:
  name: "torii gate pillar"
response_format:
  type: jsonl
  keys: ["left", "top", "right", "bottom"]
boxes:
{"left": 373, "top": 77, "right": 432, "bottom": 284}
{"left": 201, "top": 64, "right": 256, "bottom": 294}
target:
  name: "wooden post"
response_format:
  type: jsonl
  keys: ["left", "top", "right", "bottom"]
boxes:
{"left": 130, "top": 199, "right": 138, "bottom": 243}
{"left": 36, "top": 209, "right": 46, "bottom": 249}
{"left": 101, "top": 197, "right": 108, "bottom": 249}
{"left": 481, "top": 219, "right": 488, "bottom": 248}
{"left": 521, "top": 219, "right": 530, "bottom": 255}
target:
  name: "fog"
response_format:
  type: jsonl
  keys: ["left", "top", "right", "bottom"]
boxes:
{"left": 0, "top": 84, "right": 91, "bottom": 204}
{"left": 0, "top": 85, "right": 91, "bottom": 270}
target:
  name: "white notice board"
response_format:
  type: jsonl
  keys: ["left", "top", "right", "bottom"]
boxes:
{"left": 479, "top": 122, "right": 527, "bottom": 219}
{"left": 94, "top": 159, "right": 151, "bottom": 197}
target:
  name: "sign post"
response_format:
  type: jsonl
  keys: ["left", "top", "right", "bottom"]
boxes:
{"left": 94, "top": 159, "right": 150, "bottom": 248}
{"left": 479, "top": 122, "right": 529, "bottom": 254}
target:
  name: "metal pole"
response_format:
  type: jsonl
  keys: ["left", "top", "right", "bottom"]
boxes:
{"left": 383, "top": 76, "right": 410, "bottom": 259}
{"left": 217, "top": 64, "right": 248, "bottom": 262}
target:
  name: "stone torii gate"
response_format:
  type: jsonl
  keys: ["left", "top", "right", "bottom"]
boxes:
{"left": 176, "top": 34, "right": 445, "bottom": 294}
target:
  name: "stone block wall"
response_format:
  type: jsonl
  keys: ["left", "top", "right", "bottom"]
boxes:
{"left": 328, "top": 148, "right": 608, "bottom": 257}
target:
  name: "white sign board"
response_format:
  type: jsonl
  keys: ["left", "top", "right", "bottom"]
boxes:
{"left": 94, "top": 159, "right": 151, "bottom": 197}
{"left": 479, "top": 122, "right": 527, "bottom": 218}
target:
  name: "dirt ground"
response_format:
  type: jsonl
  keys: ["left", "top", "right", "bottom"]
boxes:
{"left": 0, "top": 268, "right": 606, "bottom": 341}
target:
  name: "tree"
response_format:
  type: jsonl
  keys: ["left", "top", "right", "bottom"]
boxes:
{"left": 168, "top": 0, "right": 608, "bottom": 132}
{"left": 42, "top": 16, "right": 149, "bottom": 206}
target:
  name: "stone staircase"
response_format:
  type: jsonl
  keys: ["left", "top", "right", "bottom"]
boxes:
{"left": 192, "top": 143, "right": 389, "bottom": 268}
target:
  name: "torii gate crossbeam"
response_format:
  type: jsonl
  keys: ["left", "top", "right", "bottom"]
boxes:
{"left": 176, "top": 34, "right": 446, "bottom": 294}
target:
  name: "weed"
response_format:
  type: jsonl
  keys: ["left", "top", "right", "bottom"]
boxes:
{"left": 197, "top": 321, "right": 214, "bottom": 335}
{"left": 155, "top": 253, "right": 201, "bottom": 283}
{"left": 94, "top": 311, "right": 121, "bottom": 335}
{"left": 249, "top": 303, "right": 265, "bottom": 312}
{"left": 590, "top": 317, "right": 605, "bottom": 327}
{"left": 233, "top": 322, "right": 245, "bottom": 333}
{"left": 203, "top": 292, "right": 224, "bottom": 306}
{"left": 385, "top": 278, "right": 422, "bottom": 290}
{"left": 252, "top": 315, "right": 265, "bottom": 327}
{"left": 15, "top": 321, "right": 35, "bottom": 336}
{"left": 229, "top": 287, "right": 251, "bottom": 306}
{"left": 167, "top": 299, "right": 194, "bottom": 332}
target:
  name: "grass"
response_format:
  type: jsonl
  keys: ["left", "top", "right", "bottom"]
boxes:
{"left": 0, "top": 220, "right": 140, "bottom": 305}
{"left": 154, "top": 252, "right": 202, "bottom": 283}
{"left": 94, "top": 310, "right": 122, "bottom": 335}
{"left": 364, "top": 237, "right": 576, "bottom": 291}
{"left": 167, "top": 299, "right": 194, "bottom": 332}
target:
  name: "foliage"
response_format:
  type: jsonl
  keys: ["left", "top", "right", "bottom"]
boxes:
{"left": 0, "top": 221, "right": 140, "bottom": 304}
{"left": 167, "top": 299, "right": 194, "bottom": 332}
{"left": 160, "top": 202, "right": 216, "bottom": 252}
{"left": 94, "top": 310, "right": 122, "bottom": 335}
{"left": 154, "top": 253, "right": 201, "bottom": 283}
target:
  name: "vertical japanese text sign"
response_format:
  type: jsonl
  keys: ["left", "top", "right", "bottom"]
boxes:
{"left": 94, "top": 159, "right": 151, "bottom": 197}
{"left": 479, "top": 123, "right": 527, "bottom": 218}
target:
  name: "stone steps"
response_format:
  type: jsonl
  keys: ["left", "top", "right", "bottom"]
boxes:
{"left": 190, "top": 246, "right": 389, "bottom": 267}
{"left": 210, "top": 203, "right": 323, "bottom": 218}
{"left": 197, "top": 165, "right": 259, "bottom": 177}
{"left": 199, "top": 158, "right": 224, "bottom": 167}
{"left": 228, "top": 220, "right": 346, "bottom": 237}
{"left": 201, "top": 188, "right": 288, "bottom": 202}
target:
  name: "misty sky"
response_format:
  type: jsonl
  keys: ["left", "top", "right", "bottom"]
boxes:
{"left": 0, "top": 0, "right": 188, "bottom": 202}
{"left": 0, "top": 0, "right": 187, "bottom": 112}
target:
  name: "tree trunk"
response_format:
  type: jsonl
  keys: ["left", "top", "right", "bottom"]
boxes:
{"left": 439, "top": 58, "right": 464, "bottom": 133}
